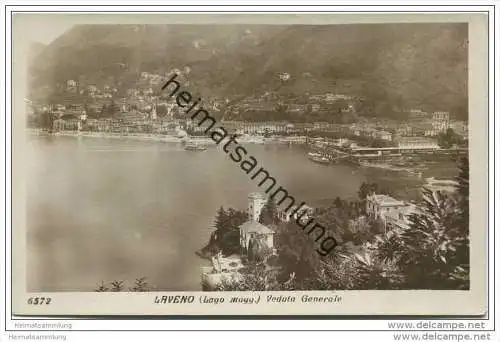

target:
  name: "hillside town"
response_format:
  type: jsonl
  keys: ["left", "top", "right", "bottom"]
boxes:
{"left": 25, "top": 21, "right": 471, "bottom": 296}
{"left": 27, "top": 69, "right": 468, "bottom": 169}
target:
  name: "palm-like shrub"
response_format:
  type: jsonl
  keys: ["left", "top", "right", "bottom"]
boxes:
{"left": 376, "top": 186, "right": 469, "bottom": 289}
{"left": 351, "top": 248, "right": 403, "bottom": 289}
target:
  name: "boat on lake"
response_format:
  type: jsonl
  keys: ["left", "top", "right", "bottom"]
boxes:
{"left": 184, "top": 142, "right": 208, "bottom": 151}
{"left": 307, "top": 152, "right": 322, "bottom": 158}
{"left": 359, "top": 161, "right": 424, "bottom": 178}
{"left": 308, "top": 152, "right": 330, "bottom": 165}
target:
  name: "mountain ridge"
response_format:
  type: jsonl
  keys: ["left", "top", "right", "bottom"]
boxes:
{"left": 28, "top": 23, "right": 468, "bottom": 120}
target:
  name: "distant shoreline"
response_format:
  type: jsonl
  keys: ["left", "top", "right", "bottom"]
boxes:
{"left": 40, "top": 130, "right": 190, "bottom": 143}
{"left": 26, "top": 129, "right": 307, "bottom": 145}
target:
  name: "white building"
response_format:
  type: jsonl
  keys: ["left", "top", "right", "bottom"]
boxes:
{"left": 277, "top": 204, "right": 314, "bottom": 224}
{"left": 396, "top": 137, "right": 439, "bottom": 150}
{"left": 239, "top": 192, "right": 275, "bottom": 252}
{"left": 432, "top": 111, "right": 450, "bottom": 133}
{"left": 366, "top": 194, "right": 407, "bottom": 222}
{"left": 200, "top": 252, "right": 244, "bottom": 290}
{"left": 239, "top": 220, "right": 275, "bottom": 252}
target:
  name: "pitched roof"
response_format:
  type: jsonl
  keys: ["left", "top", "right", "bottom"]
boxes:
{"left": 239, "top": 220, "right": 275, "bottom": 235}
{"left": 385, "top": 204, "right": 422, "bottom": 221}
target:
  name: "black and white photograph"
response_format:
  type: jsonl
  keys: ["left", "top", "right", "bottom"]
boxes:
{"left": 10, "top": 12, "right": 489, "bottom": 317}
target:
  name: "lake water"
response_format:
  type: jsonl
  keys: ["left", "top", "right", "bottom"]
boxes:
{"left": 26, "top": 135, "right": 450, "bottom": 291}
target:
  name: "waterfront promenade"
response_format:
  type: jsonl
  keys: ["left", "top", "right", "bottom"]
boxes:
{"left": 26, "top": 128, "right": 308, "bottom": 145}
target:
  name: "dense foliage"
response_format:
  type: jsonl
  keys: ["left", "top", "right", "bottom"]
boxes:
{"left": 97, "top": 158, "right": 469, "bottom": 292}
{"left": 437, "top": 128, "right": 465, "bottom": 148}
{"left": 218, "top": 157, "right": 469, "bottom": 290}
{"left": 259, "top": 198, "right": 280, "bottom": 227}
{"left": 198, "top": 206, "right": 248, "bottom": 258}
{"left": 30, "top": 24, "right": 467, "bottom": 121}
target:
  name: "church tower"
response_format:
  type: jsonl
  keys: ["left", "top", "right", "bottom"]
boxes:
{"left": 248, "top": 193, "right": 267, "bottom": 222}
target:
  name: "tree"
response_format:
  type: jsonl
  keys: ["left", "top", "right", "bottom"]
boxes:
{"left": 102, "top": 100, "right": 119, "bottom": 118}
{"left": 349, "top": 218, "right": 380, "bottom": 245}
{"left": 224, "top": 208, "right": 248, "bottom": 230}
{"left": 438, "top": 128, "right": 462, "bottom": 149}
{"left": 275, "top": 221, "right": 322, "bottom": 282}
{"left": 94, "top": 278, "right": 151, "bottom": 292}
{"left": 358, "top": 182, "right": 379, "bottom": 201}
{"left": 95, "top": 281, "right": 109, "bottom": 292}
{"left": 247, "top": 237, "right": 256, "bottom": 262}
{"left": 203, "top": 206, "right": 247, "bottom": 256}
{"left": 110, "top": 280, "right": 124, "bottom": 292}
{"left": 248, "top": 236, "right": 272, "bottom": 263}
{"left": 357, "top": 182, "right": 379, "bottom": 217}
{"left": 155, "top": 104, "right": 169, "bottom": 118}
{"left": 334, "top": 197, "right": 343, "bottom": 208}
{"left": 214, "top": 206, "right": 228, "bottom": 232}
{"left": 40, "top": 111, "right": 55, "bottom": 130}
{"left": 350, "top": 248, "right": 402, "bottom": 289}
{"left": 129, "top": 277, "right": 150, "bottom": 292}
{"left": 350, "top": 158, "right": 471, "bottom": 290}
{"left": 449, "top": 157, "right": 470, "bottom": 288}
{"left": 455, "top": 157, "right": 469, "bottom": 224}
{"left": 376, "top": 187, "right": 468, "bottom": 289}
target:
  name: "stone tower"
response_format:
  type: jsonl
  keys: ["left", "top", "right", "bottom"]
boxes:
{"left": 248, "top": 192, "right": 267, "bottom": 222}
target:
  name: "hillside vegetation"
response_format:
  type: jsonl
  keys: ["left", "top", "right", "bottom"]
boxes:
{"left": 29, "top": 23, "right": 468, "bottom": 120}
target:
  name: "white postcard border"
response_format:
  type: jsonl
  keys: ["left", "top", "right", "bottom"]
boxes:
{"left": 3, "top": 3, "right": 497, "bottom": 332}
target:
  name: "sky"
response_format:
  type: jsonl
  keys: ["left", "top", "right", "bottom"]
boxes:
{"left": 31, "top": 22, "right": 74, "bottom": 45}
{"left": 15, "top": 15, "right": 75, "bottom": 45}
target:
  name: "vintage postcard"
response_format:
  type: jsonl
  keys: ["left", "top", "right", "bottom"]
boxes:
{"left": 11, "top": 12, "right": 488, "bottom": 316}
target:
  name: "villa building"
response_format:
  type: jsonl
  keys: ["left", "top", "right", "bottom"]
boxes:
{"left": 202, "top": 192, "right": 276, "bottom": 289}
{"left": 366, "top": 193, "right": 407, "bottom": 222}
{"left": 366, "top": 193, "right": 428, "bottom": 233}
{"left": 239, "top": 220, "right": 275, "bottom": 252}
{"left": 239, "top": 193, "right": 275, "bottom": 252}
